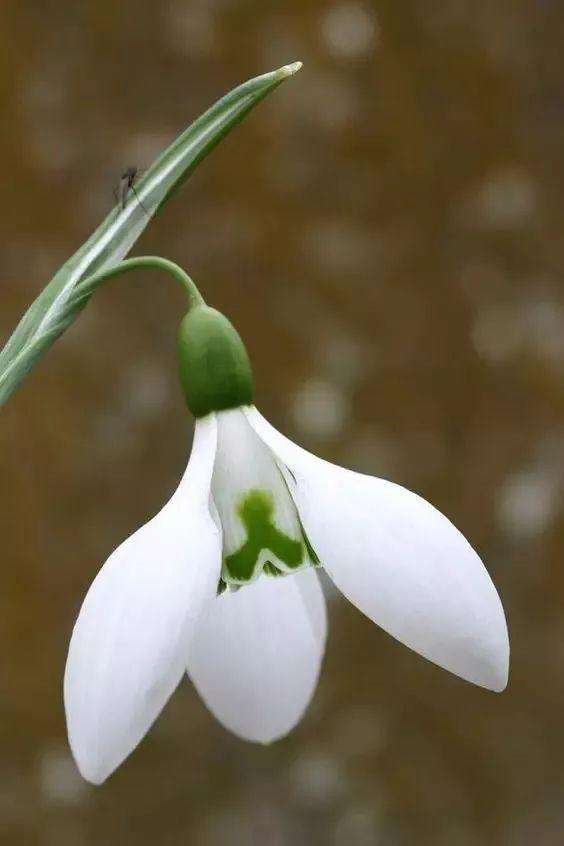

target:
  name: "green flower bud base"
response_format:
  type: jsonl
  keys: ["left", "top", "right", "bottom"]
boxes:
{"left": 177, "top": 306, "right": 253, "bottom": 417}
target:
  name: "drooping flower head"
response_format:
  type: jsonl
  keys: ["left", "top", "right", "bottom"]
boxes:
{"left": 64, "top": 296, "right": 509, "bottom": 784}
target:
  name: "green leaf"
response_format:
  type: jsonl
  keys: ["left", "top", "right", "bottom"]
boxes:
{"left": 0, "top": 61, "right": 302, "bottom": 407}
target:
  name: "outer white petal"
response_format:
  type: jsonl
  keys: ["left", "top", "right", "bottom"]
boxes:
{"left": 64, "top": 415, "right": 221, "bottom": 784}
{"left": 246, "top": 407, "right": 509, "bottom": 693}
{"left": 186, "top": 569, "right": 326, "bottom": 743}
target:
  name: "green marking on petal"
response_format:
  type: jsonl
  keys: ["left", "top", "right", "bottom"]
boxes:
{"left": 263, "top": 561, "right": 285, "bottom": 577}
{"left": 223, "top": 489, "right": 304, "bottom": 583}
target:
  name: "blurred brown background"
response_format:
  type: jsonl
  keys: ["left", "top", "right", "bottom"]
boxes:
{"left": 0, "top": 1, "right": 562, "bottom": 844}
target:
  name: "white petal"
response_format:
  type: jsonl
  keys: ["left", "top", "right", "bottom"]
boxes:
{"left": 186, "top": 569, "right": 327, "bottom": 743}
{"left": 64, "top": 415, "right": 221, "bottom": 784}
{"left": 246, "top": 407, "right": 509, "bottom": 692}
{"left": 212, "top": 408, "right": 309, "bottom": 584}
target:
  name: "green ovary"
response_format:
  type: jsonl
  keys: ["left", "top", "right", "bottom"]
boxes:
{"left": 223, "top": 489, "right": 305, "bottom": 584}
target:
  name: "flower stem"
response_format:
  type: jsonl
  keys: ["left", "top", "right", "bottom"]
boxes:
{"left": 74, "top": 256, "right": 205, "bottom": 310}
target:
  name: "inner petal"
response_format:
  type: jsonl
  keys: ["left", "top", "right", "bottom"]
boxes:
{"left": 211, "top": 408, "right": 315, "bottom": 586}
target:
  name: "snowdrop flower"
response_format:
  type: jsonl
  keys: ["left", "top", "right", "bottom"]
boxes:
{"left": 64, "top": 303, "right": 509, "bottom": 784}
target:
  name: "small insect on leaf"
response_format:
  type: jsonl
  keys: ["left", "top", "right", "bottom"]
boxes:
{"left": 116, "top": 166, "right": 149, "bottom": 216}
{"left": 118, "top": 166, "right": 138, "bottom": 210}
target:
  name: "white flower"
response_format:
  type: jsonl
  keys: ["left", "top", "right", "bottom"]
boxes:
{"left": 64, "top": 405, "right": 509, "bottom": 785}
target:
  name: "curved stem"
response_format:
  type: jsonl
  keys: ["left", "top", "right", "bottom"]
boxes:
{"left": 75, "top": 256, "right": 205, "bottom": 309}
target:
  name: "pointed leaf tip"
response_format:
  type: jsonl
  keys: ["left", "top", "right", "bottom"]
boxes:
{"left": 279, "top": 61, "right": 303, "bottom": 78}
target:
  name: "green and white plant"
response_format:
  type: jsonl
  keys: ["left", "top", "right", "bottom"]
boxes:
{"left": 0, "top": 64, "right": 509, "bottom": 786}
